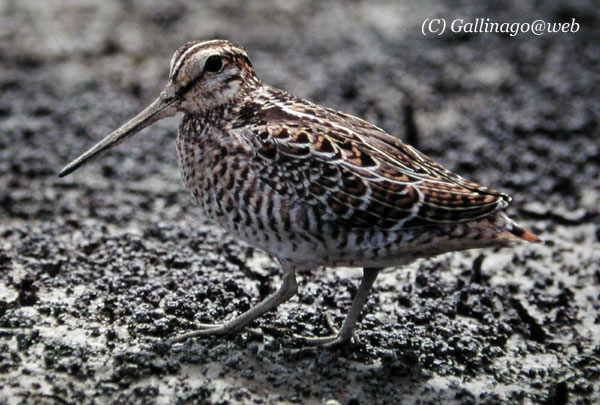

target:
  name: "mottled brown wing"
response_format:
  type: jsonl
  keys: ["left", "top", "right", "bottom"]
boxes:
{"left": 246, "top": 99, "right": 510, "bottom": 231}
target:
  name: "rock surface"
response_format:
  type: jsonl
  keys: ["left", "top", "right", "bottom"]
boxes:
{"left": 0, "top": 0, "right": 599, "bottom": 404}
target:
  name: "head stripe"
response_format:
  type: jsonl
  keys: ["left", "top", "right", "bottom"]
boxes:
{"left": 169, "top": 40, "right": 252, "bottom": 82}
{"left": 170, "top": 42, "right": 204, "bottom": 81}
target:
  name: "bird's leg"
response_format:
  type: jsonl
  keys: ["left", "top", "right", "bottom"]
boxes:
{"left": 170, "top": 260, "right": 298, "bottom": 343}
{"left": 296, "top": 267, "right": 381, "bottom": 347}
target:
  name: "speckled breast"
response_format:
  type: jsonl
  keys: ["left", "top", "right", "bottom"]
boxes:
{"left": 175, "top": 115, "right": 320, "bottom": 261}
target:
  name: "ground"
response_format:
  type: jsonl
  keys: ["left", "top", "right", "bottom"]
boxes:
{"left": 0, "top": 0, "right": 599, "bottom": 404}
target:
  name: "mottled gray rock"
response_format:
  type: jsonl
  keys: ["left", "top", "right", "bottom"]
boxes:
{"left": 0, "top": 0, "right": 598, "bottom": 404}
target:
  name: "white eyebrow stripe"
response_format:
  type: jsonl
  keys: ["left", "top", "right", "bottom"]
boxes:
{"left": 170, "top": 43, "right": 204, "bottom": 80}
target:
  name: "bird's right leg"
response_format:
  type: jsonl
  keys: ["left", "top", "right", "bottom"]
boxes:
{"left": 295, "top": 267, "right": 381, "bottom": 346}
{"left": 170, "top": 260, "right": 298, "bottom": 343}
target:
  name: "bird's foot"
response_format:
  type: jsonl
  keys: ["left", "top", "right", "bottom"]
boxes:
{"left": 293, "top": 312, "right": 360, "bottom": 347}
{"left": 169, "top": 322, "right": 262, "bottom": 344}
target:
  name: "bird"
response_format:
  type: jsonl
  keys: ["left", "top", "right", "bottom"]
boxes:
{"left": 59, "top": 39, "right": 541, "bottom": 346}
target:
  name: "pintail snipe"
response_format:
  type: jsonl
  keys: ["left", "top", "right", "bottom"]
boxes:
{"left": 59, "top": 40, "right": 540, "bottom": 346}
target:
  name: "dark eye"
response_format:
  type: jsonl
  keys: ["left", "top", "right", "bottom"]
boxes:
{"left": 204, "top": 55, "right": 223, "bottom": 73}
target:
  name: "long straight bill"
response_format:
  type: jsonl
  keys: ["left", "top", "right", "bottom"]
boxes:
{"left": 58, "top": 96, "right": 177, "bottom": 177}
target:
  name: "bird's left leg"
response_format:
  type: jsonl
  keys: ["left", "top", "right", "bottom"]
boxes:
{"left": 170, "top": 260, "right": 298, "bottom": 343}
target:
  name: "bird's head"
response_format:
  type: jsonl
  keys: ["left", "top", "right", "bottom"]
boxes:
{"left": 166, "top": 40, "right": 259, "bottom": 114}
{"left": 59, "top": 40, "right": 258, "bottom": 177}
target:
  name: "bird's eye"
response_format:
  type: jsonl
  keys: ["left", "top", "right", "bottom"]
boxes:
{"left": 204, "top": 55, "right": 223, "bottom": 73}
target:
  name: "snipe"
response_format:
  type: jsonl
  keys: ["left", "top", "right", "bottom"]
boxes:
{"left": 59, "top": 40, "right": 540, "bottom": 346}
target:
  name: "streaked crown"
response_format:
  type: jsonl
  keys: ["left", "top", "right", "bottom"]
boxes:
{"left": 166, "top": 40, "right": 260, "bottom": 113}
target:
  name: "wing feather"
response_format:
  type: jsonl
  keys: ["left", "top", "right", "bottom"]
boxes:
{"left": 241, "top": 91, "right": 510, "bottom": 231}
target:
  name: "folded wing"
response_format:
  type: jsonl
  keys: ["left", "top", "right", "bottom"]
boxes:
{"left": 244, "top": 95, "right": 510, "bottom": 231}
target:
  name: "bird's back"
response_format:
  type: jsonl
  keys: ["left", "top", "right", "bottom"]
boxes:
{"left": 176, "top": 84, "right": 536, "bottom": 267}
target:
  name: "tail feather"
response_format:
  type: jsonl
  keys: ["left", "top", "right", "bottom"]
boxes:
{"left": 505, "top": 223, "right": 542, "bottom": 243}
